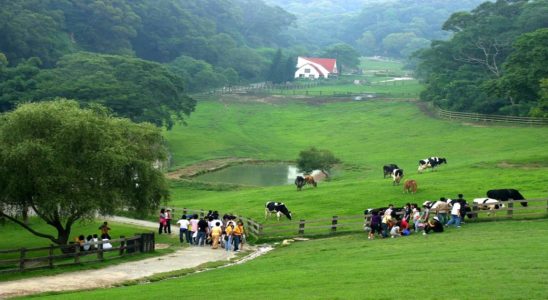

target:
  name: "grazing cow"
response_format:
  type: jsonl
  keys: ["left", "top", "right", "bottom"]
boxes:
{"left": 418, "top": 157, "right": 447, "bottom": 173}
{"left": 391, "top": 168, "right": 404, "bottom": 185}
{"left": 403, "top": 179, "right": 417, "bottom": 193}
{"left": 383, "top": 164, "right": 399, "bottom": 178}
{"left": 473, "top": 198, "right": 503, "bottom": 216}
{"left": 294, "top": 175, "right": 317, "bottom": 191}
{"left": 265, "top": 201, "right": 292, "bottom": 221}
{"left": 487, "top": 189, "right": 528, "bottom": 207}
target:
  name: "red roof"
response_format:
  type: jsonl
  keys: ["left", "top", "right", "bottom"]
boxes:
{"left": 303, "top": 57, "right": 337, "bottom": 73}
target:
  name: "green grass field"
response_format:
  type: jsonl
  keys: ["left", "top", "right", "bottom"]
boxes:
{"left": 163, "top": 99, "right": 548, "bottom": 223}
{"left": 0, "top": 218, "right": 180, "bottom": 281}
{"left": 30, "top": 219, "right": 548, "bottom": 299}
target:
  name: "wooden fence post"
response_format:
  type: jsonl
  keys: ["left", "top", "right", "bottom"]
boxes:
{"left": 183, "top": 208, "right": 187, "bottom": 216}
{"left": 98, "top": 241, "right": 104, "bottom": 261}
{"left": 74, "top": 244, "right": 81, "bottom": 264}
{"left": 19, "top": 248, "right": 26, "bottom": 272}
{"left": 507, "top": 199, "right": 514, "bottom": 218}
{"left": 119, "top": 235, "right": 126, "bottom": 256}
{"left": 472, "top": 203, "right": 479, "bottom": 220}
{"left": 49, "top": 244, "right": 54, "bottom": 268}
{"left": 331, "top": 216, "right": 338, "bottom": 233}
{"left": 298, "top": 220, "right": 306, "bottom": 235}
{"left": 200, "top": 209, "right": 204, "bottom": 218}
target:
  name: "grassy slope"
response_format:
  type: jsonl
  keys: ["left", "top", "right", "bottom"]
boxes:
{"left": 33, "top": 219, "right": 548, "bottom": 300}
{"left": 164, "top": 99, "right": 548, "bottom": 222}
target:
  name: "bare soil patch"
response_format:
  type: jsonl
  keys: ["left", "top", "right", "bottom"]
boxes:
{"left": 166, "top": 157, "right": 258, "bottom": 179}
{"left": 497, "top": 161, "right": 545, "bottom": 169}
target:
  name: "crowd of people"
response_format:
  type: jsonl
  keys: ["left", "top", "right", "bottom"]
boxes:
{"left": 366, "top": 194, "right": 467, "bottom": 239}
{"left": 162, "top": 209, "right": 246, "bottom": 252}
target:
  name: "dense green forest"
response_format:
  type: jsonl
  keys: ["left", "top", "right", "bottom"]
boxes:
{"left": 1, "top": 0, "right": 546, "bottom": 120}
{"left": 416, "top": 0, "right": 548, "bottom": 117}
{"left": 265, "top": 0, "right": 487, "bottom": 57}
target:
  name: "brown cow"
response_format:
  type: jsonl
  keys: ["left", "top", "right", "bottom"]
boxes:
{"left": 403, "top": 179, "right": 417, "bottom": 194}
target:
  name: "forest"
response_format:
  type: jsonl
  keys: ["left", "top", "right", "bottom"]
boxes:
{"left": 0, "top": 0, "right": 546, "bottom": 119}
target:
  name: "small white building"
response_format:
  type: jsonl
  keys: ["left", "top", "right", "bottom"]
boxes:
{"left": 294, "top": 57, "right": 338, "bottom": 79}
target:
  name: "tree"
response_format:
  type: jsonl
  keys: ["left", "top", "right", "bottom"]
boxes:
{"left": 32, "top": 52, "right": 196, "bottom": 129}
{"left": 321, "top": 43, "right": 360, "bottom": 75}
{"left": 0, "top": 100, "right": 169, "bottom": 245}
{"left": 296, "top": 147, "right": 340, "bottom": 174}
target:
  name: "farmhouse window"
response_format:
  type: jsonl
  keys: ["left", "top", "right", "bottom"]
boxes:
{"left": 304, "top": 68, "right": 311, "bottom": 73}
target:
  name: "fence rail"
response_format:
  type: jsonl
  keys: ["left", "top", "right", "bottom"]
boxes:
{"left": 256, "top": 198, "right": 548, "bottom": 239}
{"left": 0, "top": 233, "right": 155, "bottom": 274}
{"left": 432, "top": 105, "right": 548, "bottom": 126}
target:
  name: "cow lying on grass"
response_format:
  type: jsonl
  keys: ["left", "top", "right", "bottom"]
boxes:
{"left": 473, "top": 198, "right": 503, "bottom": 216}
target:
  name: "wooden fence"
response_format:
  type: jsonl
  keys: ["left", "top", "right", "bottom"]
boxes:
{"left": 0, "top": 233, "right": 155, "bottom": 274}
{"left": 432, "top": 105, "right": 548, "bottom": 126}
{"left": 256, "top": 198, "right": 548, "bottom": 239}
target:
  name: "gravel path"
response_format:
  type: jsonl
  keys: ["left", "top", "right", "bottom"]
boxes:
{"left": 0, "top": 216, "right": 238, "bottom": 299}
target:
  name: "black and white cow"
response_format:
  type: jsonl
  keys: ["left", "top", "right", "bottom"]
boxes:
{"left": 265, "top": 201, "right": 292, "bottom": 221}
{"left": 383, "top": 164, "right": 399, "bottom": 178}
{"left": 487, "top": 189, "right": 528, "bottom": 207}
{"left": 391, "top": 168, "right": 404, "bottom": 185}
{"left": 473, "top": 198, "right": 503, "bottom": 216}
{"left": 418, "top": 157, "right": 447, "bottom": 173}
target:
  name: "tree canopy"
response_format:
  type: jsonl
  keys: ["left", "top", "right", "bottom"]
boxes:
{"left": 415, "top": 0, "right": 548, "bottom": 116}
{"left": 0, "top": 100, "right": 169, "bottom": 245}
{"left": 0, "top": 52, "right": 196, "bottom": 129}
{"left": 297, "top": 147, "right": 340, "bottom": 174}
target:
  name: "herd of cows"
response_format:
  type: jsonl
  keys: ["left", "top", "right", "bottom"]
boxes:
{"left": 264, "top": 156, "right": 528, "bottom": 222}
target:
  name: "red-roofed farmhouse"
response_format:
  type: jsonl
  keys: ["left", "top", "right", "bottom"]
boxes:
{"left": 295, "top": 57, "right": 338, "bottom": 79}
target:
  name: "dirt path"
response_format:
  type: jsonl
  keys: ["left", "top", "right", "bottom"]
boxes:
{"left": 165, "top": 157, "right": 257, "bottom": 179}
{"left": 0, "top": 216, "right": 270, "bottom": 299}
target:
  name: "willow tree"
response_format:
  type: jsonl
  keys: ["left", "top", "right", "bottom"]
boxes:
{"left": 0, "top": 100, "right": 169, "bottom": 245}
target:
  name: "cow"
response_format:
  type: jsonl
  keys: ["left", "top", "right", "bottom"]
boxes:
{"left": 294, "top": 175, "right": 317, "bottom": 191}
{"left": 487, "top": 189, "right": 528, "bottom": 207}
{"left": 418, "top": 157, "right": 447, "bottom": 173}
{"left": 403, "top": 179, "right": 417, "bottom": 193}
{"left": 265, "top": 201, "right": 292, "bottom": 221}
{"left": 391, "top": 168, "right": 404, "bottom": 185}
{"left": 383, "top": 164, "right": 399, "bottom": 178}
{"left": 473, "top": 198, "right": 503, "bottom": 216}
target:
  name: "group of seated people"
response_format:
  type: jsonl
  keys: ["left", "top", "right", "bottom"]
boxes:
{"left": 74, "top": 233, "right": 112, "bottom": 251}
{"left": 366, "top": 199, "right": 463, "bottom": 239}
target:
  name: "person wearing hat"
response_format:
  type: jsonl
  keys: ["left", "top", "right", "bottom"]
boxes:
{"left": 424, "top": 216, "right": 444, "bottom": 235}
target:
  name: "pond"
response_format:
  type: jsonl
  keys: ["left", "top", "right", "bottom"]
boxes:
{"left": 194, "top": 163, "right": 301, "bottom": 186}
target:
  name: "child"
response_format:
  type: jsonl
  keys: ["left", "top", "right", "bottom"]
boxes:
{"left": 390, "top": 221, "right": 401, "bottom": 238}
{"left": 368, "top": 210, "right": 382, "bottom": 240}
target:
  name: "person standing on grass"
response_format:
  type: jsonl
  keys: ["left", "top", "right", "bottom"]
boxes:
{"left": 197, "top": 216, "right": 209, "bottom": 246}
{"left": 211, "top": 222, "right": 222, "bottom": 249}
{"left": 368, "top": 210, "right": 382, "bottom": 240}
{"left": 99, "top": 221, "right": 111, "bottom": 239}
{"left": 189, "top": 214, "right": 199, "bottom": 245}
{"left": 446, "top": 201, "right": 462, "bottom": 228}
{"left": 176, "top": 215, "right": 190, "bottom": 244}
{"left": 381, "top": 211, "right": 392, "bottom": 238}
{"left": 158, "top": 208, "right": 166, "bottom": 235}
{"left": 232, "top": 220, "right": 244, "bottom": 252}
{"left": 165, "top": 208, "right": 173, "bottom": 234}
{"left": 225, "top": 223, "right": 234, "bottom": 252}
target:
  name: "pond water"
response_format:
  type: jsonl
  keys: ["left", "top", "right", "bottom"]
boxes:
{"left": 194, "top": 163, "right": 301, "bottom": 186}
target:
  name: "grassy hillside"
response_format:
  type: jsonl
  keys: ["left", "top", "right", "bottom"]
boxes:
{"left": 34, "top": 219, "right": 548, "bottom": 299}
{"left": 164, "top": 98, "right": 548, "bottom": 222}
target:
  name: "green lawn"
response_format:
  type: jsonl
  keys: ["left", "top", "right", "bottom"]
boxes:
{"left": 31, "top": 219, "right": 548, "bottom": 299}
{"left": 164, "top": 99, "right": 548, "bottom": 223}
{"left": 0, "top": 218, "right": 180, "bottom": 281}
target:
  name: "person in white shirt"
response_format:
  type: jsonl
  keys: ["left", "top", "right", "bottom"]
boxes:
{"left": 101, "top": 234, "right": 112, "bottom": 250}
{"left": 445, "top": 201, "right": 461, "bottom": 228}
{"left": 176, "top": 215, "right": 190, "bottom": 244}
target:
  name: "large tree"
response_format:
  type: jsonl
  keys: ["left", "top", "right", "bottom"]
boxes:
{"left": 0, "top": 100, "right": 169, "bottom": 245}
{"left": 297, "top": 147, "right": 340, "bottom": 174}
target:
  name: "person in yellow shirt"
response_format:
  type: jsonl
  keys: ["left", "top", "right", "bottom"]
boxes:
{"left": 232, "top": 221, "right": 245, "bottom": 252}
{"left": 210, "top": 222, "right": 222, "bottom": 249}
{"left": 224, "top": 223, "right": 234, "bottom": 252}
